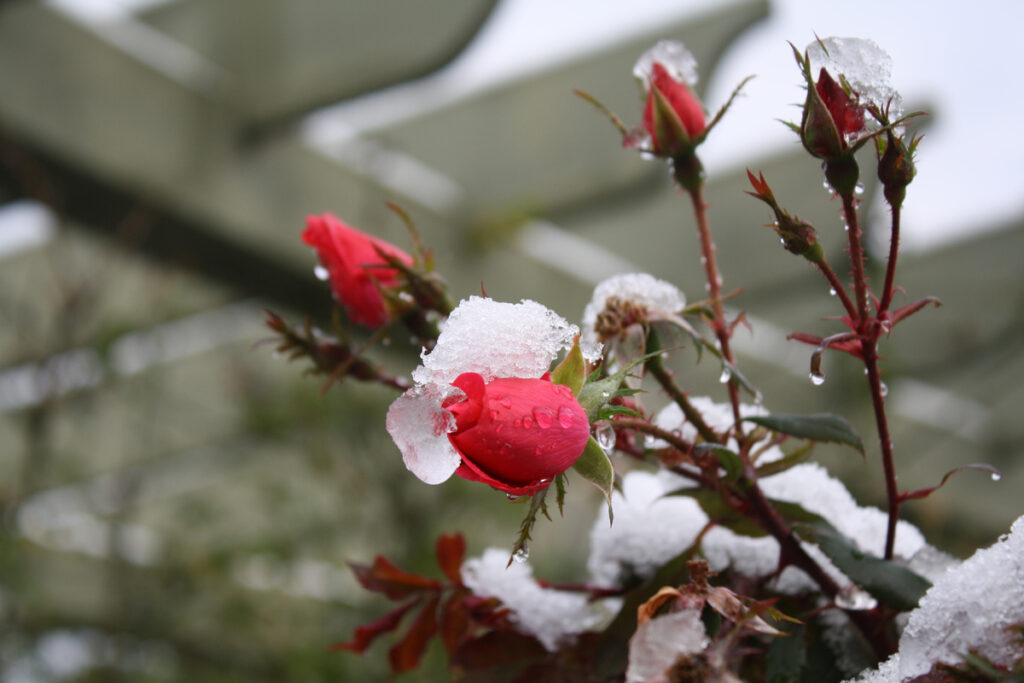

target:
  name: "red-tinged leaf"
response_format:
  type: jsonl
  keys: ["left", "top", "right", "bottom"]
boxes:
{"left": 788, "top": 332, "right": 864, "bottom": 358}
{"left": 349, "top": 556, "right": 441, "bottom": 600}
{"left": 330, "top": 598, "right": 421, "bottom": 653}
{"left": 890, "top": 296, "right": 941, "bottom": 325}
{"left": 388, "top": 594, "right": 440, "bottom": 673}
{"left": 900, "top": 463, "right": 1001, "bottom": 502}
{"left": 451, "top": 630, "right": 547, "bottom": 671}
{"left": 436, "top": 533, "right": 467, "bottom": 584}
{"left": 441, "top": 589, "right": 472, "bottom": 656}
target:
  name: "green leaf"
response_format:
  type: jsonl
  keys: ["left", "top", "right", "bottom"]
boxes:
{"left": 794, "top": 520, "right": 931, "bottom": 611}
{"left": 597, "top": 404, "right": 641, "bottom": 421}
{"left": 554, "top": 473, "right": 567, "bottom": 517}
{"left": 694, "top": 444, "right": 743, "bottom": 483}
{"left": 744, "top": 413, "right": 864, "bottom": 454}
{"left": 765, "top": 623, "right": 806, "bottom": 683}
{"left": 573, "top": 437, "right": 615, "bottom": 520}
{"left": 755, "top": 442, "right": 815, "bottom": 478}
{"left": 550, "top": 336, "right": 586, "bottom": 395}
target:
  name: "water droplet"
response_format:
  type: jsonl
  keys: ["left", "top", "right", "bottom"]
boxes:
{"left": 522, "top": 416, "right": 534, "bottom": 429}
{"left": 780, "top": 238, "right": 786, "bottom": 246}
{"left": 557, "top": 407, "right": 576, "bottom": 428}
{"left": 513, "top": 418, "right": 522, "bottom": 428}
{"left": 879, "top": 382, "right": 888, "bottom": 397}
{"left": 535, "top": 446, "right": 544, "bottom": 455}
{"left": 313, "top": 265, "right": 329, "bottom": 281}
{"left": 810, "top": 372, "right": 826, "bottom": 386}
{"left": 533, "top": 408, "right": 554, "bottom": 429}
{"left": 829, "top": 287, "right": 837, "bottom": 296}
{"left": 499, "top": 396, "right": 512, "bottom": 409}
{"left": 835, "top": 586, "right": 877, "bottom": 611}
{"left": 512, "top": 546, "right": 529, "bottom": 563}
{"left": 719, "top": 367, "right": 732, "bottom": 384}
{"left": 854, "top": 183, "right": 865, "bottom": 196}
{"left": 489, "top": 409, "right": 499, "bottom": 419}
{"left": 991, "top": 472, "right": 1002, "bottom": 482}
{"left": 596, "top": 424, "right": 615, "bottom": 452}
{"left": 398, "top": 291, "right": 414, "bottom": 303}
{"left": 753, "top": 390, "right": 764, "bottom": 406}
{"left": 495, "top": 425, "right": 503, "bottom": 433}
{"left": 600, "top": 391, "right": 611, "bottom": 399}
{"left": 506, "top": 493, "right": 520, "bottom": 502}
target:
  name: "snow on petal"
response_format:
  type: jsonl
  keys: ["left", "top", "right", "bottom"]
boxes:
{"left": 385, "top": 386, "right": 460, "bottom": 485}
{"left": 633, "top": 40, "right": 699, "bottom": 90}
{"left": 626, "top": 608, "right": 708, "bottom": 683}
{"left": 461, "top": 548, "right": 604, "bottom": 651}
{"left": 807, "top": 37, "right": 903, "bottom": 119}
{"left": 413, "top": 296, "right": 583, "bottom": 388}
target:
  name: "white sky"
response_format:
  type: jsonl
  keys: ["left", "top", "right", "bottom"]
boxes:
{"left": 311, "top": 0, "right": 1024, "bottom": 252}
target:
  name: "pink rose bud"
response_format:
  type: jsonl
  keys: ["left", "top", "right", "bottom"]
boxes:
{"left": 302, "top": 213, "right": 414, "bottom": 328}
{"left": 442, "top": 372, "right": 590, "bottom": 495}
{"left": 642, "top": 62, "right": 706, "bottom": 156}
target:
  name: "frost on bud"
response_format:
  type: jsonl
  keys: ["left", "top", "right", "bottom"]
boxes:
{"left": 746, "top": 170, "right": 823, "bottom": 263}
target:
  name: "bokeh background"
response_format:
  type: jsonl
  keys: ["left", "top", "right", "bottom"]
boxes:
{"left": 1, "top": 0, "right": 1022, "bottom": 680}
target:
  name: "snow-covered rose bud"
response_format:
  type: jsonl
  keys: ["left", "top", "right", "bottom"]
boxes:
{"left": 443, "top": 372, "right": 589, "bottom": 495}
{"left": 643, "top": 62, "right": 706, "bottom": 156}
{"left": 302, "top": 213, "right": 413, "bottom": 327}
{"left": 634, "top": 41, "right": 706, "bottom": 157}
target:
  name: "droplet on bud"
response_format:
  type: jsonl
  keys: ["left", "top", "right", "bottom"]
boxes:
{"left": 719, "top": 367, "right": 732, "bottom": 384}
{"left": 879, "top": 382, "right": 888, "bottom": 397}
{"left": 829, "top": 287, "right": 837, "bottom": 296}
{"left": 810, "top": 372, "right": 826, "bottom": 386}
{"left": 596, "top": 424, "right": 615, "bottom": 452}
{"left": 313, "top": 265, "right": 329, "bottom": 281}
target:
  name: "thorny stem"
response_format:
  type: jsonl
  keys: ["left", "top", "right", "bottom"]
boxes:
{"left": 646, "top": 355, "right": 720, "bottom": 444}
{"left": 742, "top": 466, "right": 896, "bottom": 656}
{"left": 815, "top": 259, "right": 858, "bottom": 321}
{"left": 841, "top": 192, "right": 901, "bottom": 560}
{"left": 864, "top": 340, "right": 900, "bottom": 560}
{"left": 842, "top": 194, "right": 870, "bottom": 324}
{"left": 879, "top": 203, "right": 902, "bottom": 314}
{"left": 687, "top": 184, "right": 743, "bottom": 431}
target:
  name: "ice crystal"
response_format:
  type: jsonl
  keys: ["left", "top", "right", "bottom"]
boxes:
{"left": 808, "top": 37, "right": 904, "bottom": 120}
{"left": 633, "top": 40, "right": 699, "bottom": 90}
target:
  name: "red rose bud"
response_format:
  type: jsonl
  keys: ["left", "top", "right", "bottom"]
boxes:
{"left": 801, "top": 67, "right": 865, "bottom": 160}
{"left": 302, "top": 213, "right": 413, "bottom": 327}
{"left": 643, "top": 62, "right": 706, "bottom": 156}
{"left": 442, "top": 372, "right": 590, "bottom": 496}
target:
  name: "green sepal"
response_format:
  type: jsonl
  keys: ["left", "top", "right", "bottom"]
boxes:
{"left": 549, "top": 335, "right": 586, "bottom": 396}
{"left": 650, "top": 83, "right": 692, "bottom": 156}
{"left": 577, "top": 350, "right": 661, "bottom": 423}
{"left": 573, "top": 437, "right": 615, "bottom": 522}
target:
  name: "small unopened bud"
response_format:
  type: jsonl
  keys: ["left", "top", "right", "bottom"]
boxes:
{"left": 877, "top": 131, "right": 917, "bottom": 207}
{"left": 775, "top": 216, "right": 823, "bottom": 263}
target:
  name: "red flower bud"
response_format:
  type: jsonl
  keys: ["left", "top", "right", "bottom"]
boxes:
{"left": 302, "top": 213, "right": 413, "bottom": 327}
{"left": 442, "top": 372, "right": 590, "bottom": 495}
{"left": 642, "top": 62, "right": 706, "bottom": 155}
{"left": 815, "top": 68, "right": 864, "bottom": 141}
